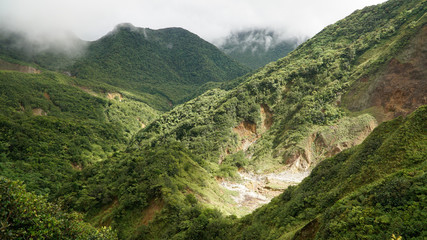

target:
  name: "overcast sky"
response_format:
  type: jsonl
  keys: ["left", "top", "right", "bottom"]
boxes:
{"left": 0, "top": 0, "right": 387, "bottom": 43}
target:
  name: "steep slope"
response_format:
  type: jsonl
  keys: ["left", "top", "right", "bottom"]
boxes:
{"left": 71, "top": 23, "right": 250, "bottom": 110}
{"left": 133, "top": 0, "right": 426, "bottom": 173}
{"left": 65, "top": 106, "right": 426, "bottom": 240}
{"left": 1, "top": 0, "right": 426, "bottom": 239}
{"left": 226, "top": 105, "right": 427, "bottom": 240}
{"left": 342, "top": 23, "right": 427, "bottom": 122}
{"left": 0, "top": 177, "right": 117, "bottom": 239}
{"left": 217, "top": 29, "right": 304, "bottom": 69}
{"left": 55, "top": 0, "right": 427, "bottom": 239}
{"left": 0, "top": 69, "right": 158, "bottom": 198}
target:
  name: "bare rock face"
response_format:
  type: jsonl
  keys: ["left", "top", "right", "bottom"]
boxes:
{"left": 283, "top": 114, "right": 378, "bottom": 171}
{"left": 107, "top": 92, "right": 123, "bottom": 101}
{"left": 32, "top": 108, "right": 47, "bottom": 116}
{"left": 230, "top": 104, "right": 274, "bottom": 153}
{"left": 344, "top": 25, "right": 427, "bottom": 122}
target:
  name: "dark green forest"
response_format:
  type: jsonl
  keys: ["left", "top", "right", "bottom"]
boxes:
{"left": 0, "top": 0, "right": 426, "bottom": 239}
{"left": 71, "top": 24, "right": 250, "bottom": 110}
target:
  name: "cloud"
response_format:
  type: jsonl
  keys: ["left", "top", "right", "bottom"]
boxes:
{"left": 0, "top": 0, "right": 387, "bottom": 43}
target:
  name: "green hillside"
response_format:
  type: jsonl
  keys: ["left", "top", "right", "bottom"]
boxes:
{"left": 133, "top": 0, "right": 426, "bottom": 173}
{"left": 84, "top": 0, "right": 424, "bottom": 238}
{"left": 60, "top": 105, "right": 427, "bottom": 240}
{"left": 0, "top": 177, "right": 117, "bottom": 239}
{"left": 226, "top": 105, "right": 427, "bottom": 239}
{"left": 0, "top": 69, "right": 160, "bottom": 198}
{"left": 0, "top": 0, "right": 426, "bottom": 239}
{"left": 71, "top": 24, "right": 250, "bottom": 110}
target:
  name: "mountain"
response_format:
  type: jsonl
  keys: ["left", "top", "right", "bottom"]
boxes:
{"left": 0, "top": 24, "right": 250, "bottom": 111}
{"left": 216, "top": 29, "right": 305, "bottom": 69}
{"left": 132, "top": 0, "right": 426, "bottom": 173}
{"left": 0, "top": 0, "right": 426, "bottom": 239}
{"left": 122, "top": 0, "right": 425, "bottom": 237}
{"left": 53, "top": 0, "right": 426, "bottom": 238}
{"left": 71, "top": 23, "right": 250, "bottom": 110}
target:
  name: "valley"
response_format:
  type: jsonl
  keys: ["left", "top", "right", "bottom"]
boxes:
{"left": 0, "top": 0, "right": 426, "bottom": 239}
{"left": 220, "top": 169, "right": 310, "bottom": 212}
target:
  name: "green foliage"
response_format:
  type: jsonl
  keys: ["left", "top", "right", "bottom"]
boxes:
{"left": 59, "top": 142, "right": 224, "bottom": 239}
{"left": 0, "top": 0, "right": 425, "bottom": 239}
{"left": 227, "top": 105, "right": 427, "bottom": 239}
{"left": 133, "top": 0, "right": 426, "bottom": 171}
{"left": 0, "top": 70, "right": 159, "bottom": 199}
{"left": 71, "top": 24, "right": 249, "bottom": 110}
{"left": 318, "top": 168, "right": 427, "bottom": 239}
{"left": 0, "top": 177, "right": 117, "bottom": 239}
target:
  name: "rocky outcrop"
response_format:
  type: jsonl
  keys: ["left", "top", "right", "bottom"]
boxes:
{"left": 260, "top": 104, "right": 273, "bottom": 131}
{"left": 107, "top": 92, "right": 123, "bottom": 101}
{"left": 231, "top": 104, "right": 274, "bottom": 153}
{"left": 283, "top": 114, "right": 377, "bottom": 171}
{"left": 32, "top": 108, "right": 47, "bottom": 116}
{"left": 344, "top": 25, "right": 427, "bottom": 122}
{"left": 233, "top": 120, "right": 259, "bottom": 152}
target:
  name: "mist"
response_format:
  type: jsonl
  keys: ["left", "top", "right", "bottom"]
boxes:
{"left": 0, "top": 0, "right": 386, "bottom": 45}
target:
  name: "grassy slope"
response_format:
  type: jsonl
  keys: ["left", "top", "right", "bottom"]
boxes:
{"left": 0, "top": 0, "right": 425, "bottom": 239}
{"left": 76, "top": 105, "right": 426, "bottom": 240}
{"left": 0, "top": 70, "right": 158, "bottom": 198}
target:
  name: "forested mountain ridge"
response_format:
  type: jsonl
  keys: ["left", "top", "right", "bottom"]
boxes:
{"left": 71, "top": 24, "right": 250, "bottom": 110}
{"left": 0, "top": 23, "right": 250, "bottom": 111}
{"left": 0, "top": 22, "right": 249, "bottom": 205}
{"left": 133, "top": 0, "right": 426, "bottom": 172}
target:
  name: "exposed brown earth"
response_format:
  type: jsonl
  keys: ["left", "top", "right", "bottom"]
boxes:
{"left": 71, "top": 162, "right": 82, "bottom": 171}
{"left": 233, "top": 120, "right": 259, "bottom": 152}
{"left": 140, "top": 198, "right": 164, "bottom": 225}
{"left": 43, "top": 92, "right": 51, "bottom": 101}
{"left": 137, "top": 117, "right": 146, "bottom": 128}
{"left": 107, "top": 92, "right": 123, "bottom": 101}
{"left": 232, "top": 104, "right": 274, "bottom": 153}
{"left": 32, "top": 108, "right": 47, "bottom": 116}
{"left": 260, "top": 104, "right": 273, "bottom": 131}
{"left": 345, "top": 25, "right": 427, "bottom": 122}
{"left": 0, "top": 59, "right": 40, "bottom": 73}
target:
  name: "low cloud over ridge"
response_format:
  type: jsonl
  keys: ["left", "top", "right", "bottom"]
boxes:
{"left": 0, "top": 0, "right": 386, "bottom": 43}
